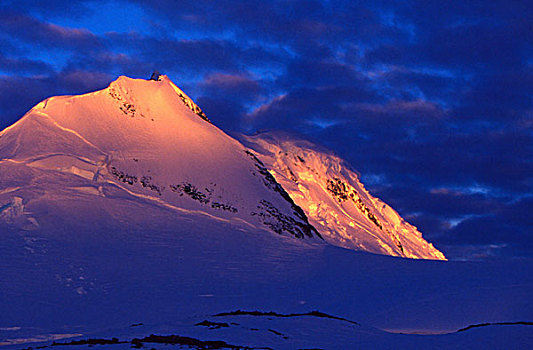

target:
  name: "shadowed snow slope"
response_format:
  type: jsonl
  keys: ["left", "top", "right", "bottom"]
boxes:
{"left": 241, "top": 132, "right": 445, "bottom": 260}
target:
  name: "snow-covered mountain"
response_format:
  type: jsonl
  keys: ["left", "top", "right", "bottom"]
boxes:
{"left": 0, "top": 75, "right": 319, "bottom": 241}
{"left": 0, "top": 75, "right": 443, "bottom": 259}
{"left": 241, "top": 133, "right": 445, "bottom": 260}
{"left": 1, "top": 75, "right": 531, "bottom": 350}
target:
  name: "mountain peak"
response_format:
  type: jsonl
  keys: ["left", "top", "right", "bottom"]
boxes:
{"left": 0, "top": 74, "right": 443, "bottom": 260}
{"left": 107, "top": 74, "right": 210, "bottom": 123}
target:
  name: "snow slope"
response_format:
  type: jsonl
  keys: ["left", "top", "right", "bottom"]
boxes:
{"left": 241, "top": 132, "right": 445, "bottom": 260}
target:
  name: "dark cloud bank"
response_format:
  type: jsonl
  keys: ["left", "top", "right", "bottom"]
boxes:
{"left": 0, "top": 0, "right": 531, "bottom": 259}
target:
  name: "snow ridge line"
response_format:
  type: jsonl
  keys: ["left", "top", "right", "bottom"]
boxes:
{"left": 1, "top": 152, "right": 98, "bottom": 166}
{"left": 457, "top": 321, "right": 533, "bottom": 332}
{"left": 33, "top": 110, "right": 107, "bottom": 155}
{"left": 213, "top": 310, "right": 360, "bottom": 325}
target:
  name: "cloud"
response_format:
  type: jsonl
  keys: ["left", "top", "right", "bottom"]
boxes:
{"left": 195, "top": 72, "right": 266, "bottom": 130}
{"left": 453, "top": 68, "right": 533, "bottom": 123}
{"left": 201, "top": 73, "right": 262, "bottom": 94}
{"left": 438, "top": 196, "right": 533, "bottom": 257}
{"left": 0, "top": 54, "right": 55, "bottom": 75}
{"left": 0, "top": 0, "right": 97, "bottom": 18}
{"left": 0, "top": 71, "right": 112, "bottom": 128}
{"left": 0, "top": 12, "right": 104, "bottom": 51}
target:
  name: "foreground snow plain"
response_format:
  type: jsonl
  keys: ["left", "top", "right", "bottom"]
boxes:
{"left": 0, "top": 76, "right": 531, "bottom": 349}
{"left": 1, "top": 216, "right": 531, "bottom": 349}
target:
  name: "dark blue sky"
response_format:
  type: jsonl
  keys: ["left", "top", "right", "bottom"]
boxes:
{"left": 0, "top": 0, "right": 531, "bottom": 259}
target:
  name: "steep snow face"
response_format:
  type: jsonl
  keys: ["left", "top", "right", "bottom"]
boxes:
{"left": 241, "top": 132, "right": 446, "bottom": 260}
{"left": 0, "top": 75, "right": 319, "bottom": 240}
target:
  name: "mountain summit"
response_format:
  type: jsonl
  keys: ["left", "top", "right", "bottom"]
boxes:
{"left": 0, "top": 75, "right": 443, "bottom": 259}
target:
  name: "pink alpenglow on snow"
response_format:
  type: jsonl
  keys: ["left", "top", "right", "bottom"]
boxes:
{"left": 0, "top": 75, "right": 443, "bottom": 258}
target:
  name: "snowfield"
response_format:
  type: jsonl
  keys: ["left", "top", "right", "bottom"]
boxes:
{"left": 0, "top": 75, "right": 531, "bottom": 349}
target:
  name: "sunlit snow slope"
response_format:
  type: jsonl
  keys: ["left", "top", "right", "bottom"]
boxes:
{"left": 241, "top": 132, "right": 445, "bottom": 260}
{"left": 0, "top": 75, "right": 319, "bottom": 240}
